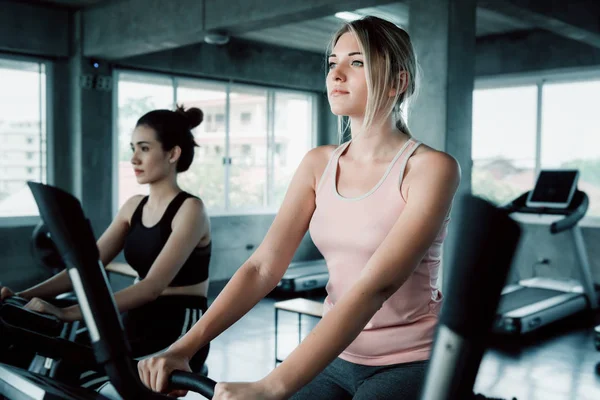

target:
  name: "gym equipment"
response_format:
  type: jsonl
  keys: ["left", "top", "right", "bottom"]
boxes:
{"left": 595, "top": 324, "right": 600, "bottom": 351}
{"left": 494, "top": 169, "right": 598, "bottom": 335}
{"left": 3, "top": 201, "right": 208, "bottom": 385}
{"left": 421, "top": 194, "right": 521, "bottom": 400}
{"left": 277, "top": 259, "right": 328, "bottom": 293}
{"left": 0, "top": 185, "right": 523, "bottom": 399}
{"left": 595, "top": 324, "right": 600, "bottom": 375}
{"left": 31, "top": 221, "right": 66, "bottom": 273}
{"left": 0, "top": 182, "right": 217, "bottom": 399}
{"left": 525, "top": 169, "right": 579, "bottom": 209}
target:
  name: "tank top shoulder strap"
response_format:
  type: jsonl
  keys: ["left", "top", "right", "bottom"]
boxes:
{"left": 395, "top": 138, "right": 422, "bottom": 187}
{"left": 316, "top": 141, "right": 351, "bottom": 194}
{"left": 130, "top": 196, "right": 149, "bottom": 226}
{"left": 161, "top": 192, "right": 196, "bottom": 227}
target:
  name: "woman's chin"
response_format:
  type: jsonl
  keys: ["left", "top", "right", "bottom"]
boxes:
{"left": 329, "top": 106, "right": 350, "bottom": 117}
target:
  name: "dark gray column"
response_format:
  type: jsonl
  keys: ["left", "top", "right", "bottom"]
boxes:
{"left": 409, "top": 0, "right": 477, "bottom": 292}
{"left": 49, "top": 59, "right": 72, "bottom": 194}
{"left": 79, "top": 56, "right": 114, "bottom": 237}
{"left": 62, "top": 11, "right": 114, "bottom": 237}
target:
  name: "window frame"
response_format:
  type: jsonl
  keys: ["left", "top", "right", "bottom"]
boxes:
{"left": 474, "top": 67, "right": 600, "bottom": 227}
{"left": 113, "top": 69, "right": 318, "bottom": 217}
{"left": 0, "top": 53, "right": 52, "bottom": 227}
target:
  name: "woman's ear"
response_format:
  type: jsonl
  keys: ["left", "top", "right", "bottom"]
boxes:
{"left": 169, "top": 146, "right": 182, "bottom": 164}
{"left": 388, "top": 71, "right": 410, "bottom": 97}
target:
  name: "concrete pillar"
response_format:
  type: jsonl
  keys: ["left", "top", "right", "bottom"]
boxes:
{"left": 79, "top": 55, "right": 114, "bottom": 237}
{"left": 57, "top": 11, "right": 114, "bottom": 237}
{"left": 49, "top": 59, "right": 72, "bottom": 194}
{"left": 409, "top": 0, "right": 477, "bottom": 292}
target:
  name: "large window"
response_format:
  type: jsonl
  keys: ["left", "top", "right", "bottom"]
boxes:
{"left": 116, "top": 71, "right": 316, "bottom": 214}
{"left": 0, "top": 58, "right": 47, "bottom": 219}
{"left": 273, "top": 92, "right": 314, "bottom": 206}
{"left": 472, "top": 85, "right": 538, "bottom": 206}
{"left": 176, "top": 79, "right": 227, "bottom": 211}
{"left": 472, "top": 75, "right": 600, "bottom": 221}
{"left": 541, "top": 80, "right": 600, "bottom": 218}
{"left": 228, "top": 85, "right": 268, "bottom": 210}
{"left": 116, "top": 73, "right": 173, "bottom": 208}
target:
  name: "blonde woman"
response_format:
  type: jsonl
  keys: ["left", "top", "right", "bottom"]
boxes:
{"left": 139, "top": 16, "right": 460, "bottom": 400}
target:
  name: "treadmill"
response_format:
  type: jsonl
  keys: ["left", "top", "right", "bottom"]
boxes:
{"left": 277, "top": 259, "right": 329, "bottom": 293}
{"left": 494, "top": 169, "right": 598, "bottom": 335}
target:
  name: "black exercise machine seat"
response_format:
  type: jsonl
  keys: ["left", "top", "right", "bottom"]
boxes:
{"left": 27, "top": 182, "right": 216, "bottom": 399}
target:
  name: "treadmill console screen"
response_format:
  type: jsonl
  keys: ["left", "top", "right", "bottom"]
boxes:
{"left": 526, "top": 169, "right": 579, "bottom": 209}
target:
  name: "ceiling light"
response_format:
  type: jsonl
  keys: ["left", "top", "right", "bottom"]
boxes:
{"left": 204, "top": 32, "right": 230, "bottom": 45}
{"left": 335, "top": 11, "right": 362, "bottom": 21}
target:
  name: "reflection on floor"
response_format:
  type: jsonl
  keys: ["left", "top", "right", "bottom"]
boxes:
{"left": 186, "top": 288, "right": 600, "bottom": 399}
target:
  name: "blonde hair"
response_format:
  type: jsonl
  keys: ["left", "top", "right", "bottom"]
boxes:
{"left": 328, "top": 16, "right": 419, "bottom": 143}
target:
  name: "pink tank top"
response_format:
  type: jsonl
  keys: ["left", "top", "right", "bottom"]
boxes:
{"left": 309, "top": 138, "right": 449, "bottom": 366}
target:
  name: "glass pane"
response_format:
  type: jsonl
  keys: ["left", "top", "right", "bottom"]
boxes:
{"left": 229, "top": 86, "right": 268, "bottom": 210}
{"left": 40, "top": 64, "right": 47, "bottom": 185}
{"left": 472, "top": 85, "right": 538, "bottom": 205}
{"left": 0, "top": 60, "right": 46, "bottom": 217}
{"left": 541, "top": 79, "right": 600, "bottom": 218}
{"left": 272, "top": 92, "right": 314, "bottom": 207}
{"left": 176, "top": 79, "right": 227, "bottom": 212}
{"left": 117, "top": 73, "right": 173, "bottom": 208}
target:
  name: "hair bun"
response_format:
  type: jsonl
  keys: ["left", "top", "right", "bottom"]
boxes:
{"left": 176, "top": 105, "right": 203, "bottom": 129}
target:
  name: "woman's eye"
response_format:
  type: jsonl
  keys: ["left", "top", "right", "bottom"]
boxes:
{"left": 328, "top": 62, "right": 336, "bottom": 69}
{"left": 351, "top": 60, "right": 364, "bottom": 67}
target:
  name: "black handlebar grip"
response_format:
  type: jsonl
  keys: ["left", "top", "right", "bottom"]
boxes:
{"left": 169, "top": 370, "right": 216, "bottom": 399}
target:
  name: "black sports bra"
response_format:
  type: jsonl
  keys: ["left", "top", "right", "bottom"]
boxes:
{"left": 123, "top": 192, "right": 210, "bottom": 286}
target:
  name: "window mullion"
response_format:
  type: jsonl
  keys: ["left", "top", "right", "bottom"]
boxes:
{"left": 225, "top": 82, "right": 231, "bottom": 211}
{"left": 267, "top": 91, "right": 275, "bottom": 208}
{"left": 535, "top": 80, "right": 544, "bottom": 178}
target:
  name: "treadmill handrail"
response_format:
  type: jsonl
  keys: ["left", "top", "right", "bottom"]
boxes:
{"left": 501, "top": 190, "right": 588, "bottom": 234}
{"left": 550, "top": 192, "right": 588, "bottom": 233}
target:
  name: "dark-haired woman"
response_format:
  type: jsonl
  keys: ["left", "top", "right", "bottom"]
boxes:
{"left": 0, "top": 105, "right": 212, "bottom": 388}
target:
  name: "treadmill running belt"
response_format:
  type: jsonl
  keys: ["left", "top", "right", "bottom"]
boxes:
{"left": 497, "top": 287, "right": 564, "bottom": 314}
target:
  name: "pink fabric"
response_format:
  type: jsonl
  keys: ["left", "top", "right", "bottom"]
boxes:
{"left": 309, "top": 139, "right": 449, "bottom": 366}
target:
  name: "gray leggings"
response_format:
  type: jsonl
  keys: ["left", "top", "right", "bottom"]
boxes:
{"left": 290, "top": 357, "right": 428, "bottom": 400}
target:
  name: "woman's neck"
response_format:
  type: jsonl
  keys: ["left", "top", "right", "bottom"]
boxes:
{"left": 346, "top": 116, "right": 409, "bottom": 161}
{"left": 147, "top": 177, "right": 181, "bottom": 208}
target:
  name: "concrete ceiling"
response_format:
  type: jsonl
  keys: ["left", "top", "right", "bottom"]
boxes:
{"left": 239, "top": 3, "right": 532, "bottom": 54}
{"left": 20, "top": 0, "right": 109, "bottom": 8}
{"left": 21, "top": 0, "right": 599, "bottom": 57}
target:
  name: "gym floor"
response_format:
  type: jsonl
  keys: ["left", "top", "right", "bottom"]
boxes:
{"left": 184, "top": 288, "right": 600, "bottom": 400}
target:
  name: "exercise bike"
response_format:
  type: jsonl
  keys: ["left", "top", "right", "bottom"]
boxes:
{"left": 0, "top": 182, "right": 216, "bottom": 399}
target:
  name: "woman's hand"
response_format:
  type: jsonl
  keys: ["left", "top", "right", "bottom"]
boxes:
{"left": 24, "top": 297, "right": 67, "bottom": 320}
{"left": 138, "top": 350, "right": 192, "bottom": 398}
{"left": 214, "top": 380, "right": 284, "bottom": 400}
{"left": 0, "top": 286, "right": 15, "bottom": 300}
